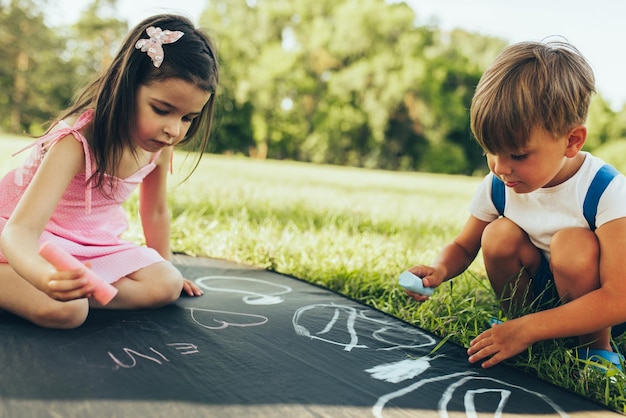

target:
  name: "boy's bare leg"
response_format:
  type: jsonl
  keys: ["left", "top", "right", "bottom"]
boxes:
{"left": 481, "top": 217, "right": 542, "bottom": 315}
{"left": 551, "top": 228, "right": 611, "bottom": 351}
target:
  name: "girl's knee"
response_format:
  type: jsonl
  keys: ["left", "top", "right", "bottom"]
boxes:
{"left": 148, "top": 264, "right": 184, "bottom": 306}
{"left": 32, "top": 300, "right": 89, "bottom": 329}
{"left": 159, "top": 273, "right": 184, "bottom": 305}
{"left": 115, "top": 262, "right": 184, "bottom": 309}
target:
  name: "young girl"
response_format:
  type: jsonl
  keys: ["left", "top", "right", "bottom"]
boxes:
{"left": 0, "top": 14, "right": 219, "bottom": 329}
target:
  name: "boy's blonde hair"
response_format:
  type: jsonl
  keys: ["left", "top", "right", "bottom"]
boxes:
{"left": 470, "top": 40, "right": 595, "bottom": 154}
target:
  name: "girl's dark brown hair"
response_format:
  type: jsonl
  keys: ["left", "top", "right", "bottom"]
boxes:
{"left": 59, "top": 14, "right": 219, "bottom": 189}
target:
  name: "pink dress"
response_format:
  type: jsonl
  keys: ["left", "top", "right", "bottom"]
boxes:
{"left": 0, "top": 110, "right": 164, "bottom": 284}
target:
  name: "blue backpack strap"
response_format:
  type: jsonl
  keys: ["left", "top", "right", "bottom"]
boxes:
{"left": 491, "top": 175, "right": 506, "bottom": 216}
{"left": 583, "top": 164, "right": 619, "bottom": 231}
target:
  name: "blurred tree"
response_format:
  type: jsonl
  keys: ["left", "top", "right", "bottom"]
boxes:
{"left": 4, "top": 0, "right": 626, "bottom": 176}
{"left": 70, "top": 0, "right": 127, "bottom": 77}
{"left": 209, "top": 83, "right": 255, "bottom": 155}
{"left": 202, "top": 0, "right": 509, "bottom": 174}
{"left": 203, "top": 0, "right": 302, "bottom": 160}
{"left": 586, "top": 94, "right": 615, "bottom": 150}
{"left": 0, "top": 0, "right": 123, "bottom": 135}
{"left": 610, "top": 104, "right": 626, "bottom": 141}
{"left": 594, "top": 139, "right": 626, "bottom": 174}
{"left": 0, "top": 0, "right": 76, "bottom": 134}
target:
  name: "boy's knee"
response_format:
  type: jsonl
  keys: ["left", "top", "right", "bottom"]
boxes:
{"left": 482, "top": 217, "right": 524, "bottom": 257}
{"left": 551, "top": 228, "right": 599, "bottom": 281}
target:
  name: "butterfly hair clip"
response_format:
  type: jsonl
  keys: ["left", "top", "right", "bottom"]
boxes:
{"left": 135, "top": 26, "right": 184, "bottom": 68}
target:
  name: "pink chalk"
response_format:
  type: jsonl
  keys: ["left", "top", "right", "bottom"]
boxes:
{"left": 38, "top": 241, "right": 118, "bottom": 305}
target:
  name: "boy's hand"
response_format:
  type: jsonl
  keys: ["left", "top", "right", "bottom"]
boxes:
{"left": 467, "top": 317, "right": 533, "bottom": 368}
{"left": 45, "top": 268, "right": 95, "bottom": 301}
{"left": 404, "top": 265, "right": 443, "bottom": 302}
{"left": 182, "top": 278, "right": 204, "bottom": 297}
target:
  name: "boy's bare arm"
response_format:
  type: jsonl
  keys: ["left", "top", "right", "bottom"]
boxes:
{"left": 426, "top": 215, "right": 489, "bottom": 285}
{"left": 406, "top": 215, "right": 489, "bottom": 303}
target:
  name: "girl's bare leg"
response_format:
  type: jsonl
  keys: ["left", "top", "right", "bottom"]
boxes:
{"left": 0, "top": 263, "right": 89, "bottom": 329}
{"left": 97, "top": 261, "right": 183, "bottom": 310}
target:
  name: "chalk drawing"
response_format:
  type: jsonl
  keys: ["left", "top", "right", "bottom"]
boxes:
{"left": 366, "top": 357, "right": 568, "bottom": 417}
{"left": 365, "top": 357, "right": 443, "bottom": 383}
{"left": 439, "top": 376, "right": 568, "bottom": 418}
{"left": 463, "top": 388, "right": 511, "bottom": 417}
{"left": 293, "top": 303, "right": 437, "bottom": 351}
{"left": 371, "top": 370, "right": 476, "bottom": 417}
{"left": 167, "top": 342, "right": 199, "bottom": 355}
{"left": 195, "top": 275, "right": 292, "bottom": 305}
{"left": 292, "top": 302, "right": 569, "bottom": 417}
{"left": 186, "top": 307, "right": 268, "bottom": 330}
{"left": 108, "top": 343, "right": 199, "bottom": 370}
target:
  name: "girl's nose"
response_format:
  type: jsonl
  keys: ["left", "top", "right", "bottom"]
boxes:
{"left": 163, "top": 120, "right": 181, "bottom": 139}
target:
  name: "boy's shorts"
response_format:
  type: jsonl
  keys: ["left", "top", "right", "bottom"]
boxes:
{"left": 531, "top": 254, "right": 626, "bottom": 338}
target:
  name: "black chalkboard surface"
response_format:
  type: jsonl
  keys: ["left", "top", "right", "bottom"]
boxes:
{"left": 0, "top": 255, "right": 618, "bottom": 417}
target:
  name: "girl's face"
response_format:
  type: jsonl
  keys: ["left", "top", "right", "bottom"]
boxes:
{"left": 485, "top": 126, "right": 584, "bottom": 194}
{"left": 134, "top": 78, "right": 211, "bottom": 153}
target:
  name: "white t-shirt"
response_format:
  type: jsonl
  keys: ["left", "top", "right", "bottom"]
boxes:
{"left": 469, "top": 152, "right": 626, "bottom": 261}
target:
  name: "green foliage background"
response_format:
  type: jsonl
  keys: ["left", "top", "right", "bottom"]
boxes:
{"left": 4, "top": 0, "right": 626, "bottom": 175}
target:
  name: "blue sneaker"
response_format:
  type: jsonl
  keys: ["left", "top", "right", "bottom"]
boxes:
{"left": 577, "top": 348, "right": 624, "bottom": 372}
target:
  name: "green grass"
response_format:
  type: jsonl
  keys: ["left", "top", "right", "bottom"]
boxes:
{"left": 1, "top": 135, "right": 625, "bottom": 412}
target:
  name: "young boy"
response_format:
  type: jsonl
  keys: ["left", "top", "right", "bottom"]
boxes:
{"left": 404, "top": 40, "right": 626, "bottom": 370}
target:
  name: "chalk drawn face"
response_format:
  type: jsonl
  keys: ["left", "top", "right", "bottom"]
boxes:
{"left": 292, "top": 303, "right": 437, "bottom": 352}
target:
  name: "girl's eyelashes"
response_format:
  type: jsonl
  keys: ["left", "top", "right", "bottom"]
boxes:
{"left": 152, "top": 106, "right": 196, "bottom": 123}
{"left": 152, "top": 106, "right": 168, "bottom": 115}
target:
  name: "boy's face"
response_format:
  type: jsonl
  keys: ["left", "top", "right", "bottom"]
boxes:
{"left": 485, "top": 127, "right": 582, "bottom": 194}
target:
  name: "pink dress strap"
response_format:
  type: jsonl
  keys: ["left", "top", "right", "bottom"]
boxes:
{"left": 13, "top": 110, "right": 95, "bottom": 213}
{"left": 146, "top": 148, "right": 171, "bottom": 173}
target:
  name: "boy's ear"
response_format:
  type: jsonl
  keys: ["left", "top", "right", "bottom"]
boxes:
{"left": 565, "top": 125, "right": 587, "bottom": 157}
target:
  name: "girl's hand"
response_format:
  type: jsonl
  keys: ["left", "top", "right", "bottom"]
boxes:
{"left": 182, "top": 278, "right": 204, "bottom": 297}
{"left": 45, "top": 268, "right": 95, "bottom": 301}
{"left": 404, "top": 265, "right": 443, "bottom": 302}
{"left": 467, "top": 317, "right": 532, "bottom": 368}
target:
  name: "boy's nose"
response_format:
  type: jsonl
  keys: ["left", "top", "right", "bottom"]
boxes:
{"left": 491, "top": 156, "right": 512, "bottom": 176}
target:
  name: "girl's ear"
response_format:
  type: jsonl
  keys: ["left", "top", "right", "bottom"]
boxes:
{"left": 565, "top": 125, "right": 586, "bottom": 157}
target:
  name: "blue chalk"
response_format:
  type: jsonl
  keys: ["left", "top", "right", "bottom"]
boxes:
{"left": 398, "top": 271, "right": 434, "bottom": 296}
